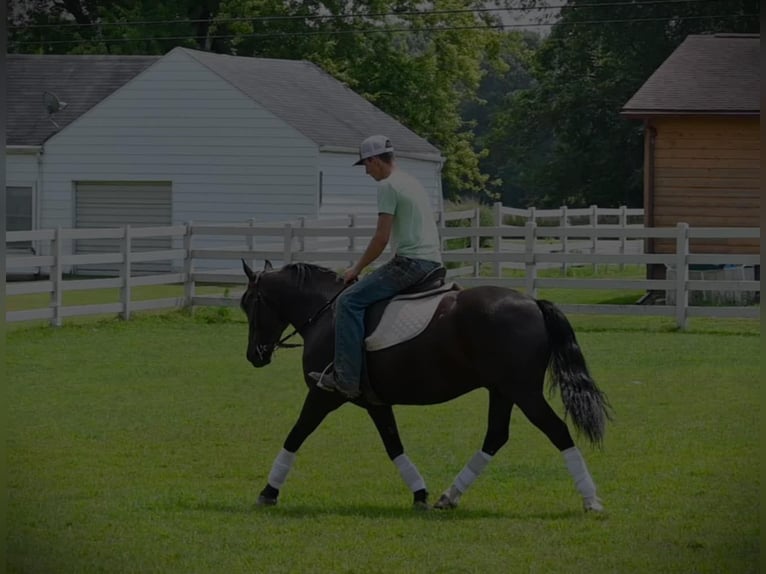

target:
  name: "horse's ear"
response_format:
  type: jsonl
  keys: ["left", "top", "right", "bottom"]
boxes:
{"left": 264, "top": 260, "right": 273, "bottom": 271}
{"left": 242, "top": 259, "right": 256, "bottom": 282}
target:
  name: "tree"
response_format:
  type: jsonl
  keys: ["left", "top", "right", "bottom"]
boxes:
{"left": 461, "top": 30, "right": 541, "bottom": 204}
{"left": 8, "top": 0, "right": 226, "bottom": 54}
{"left": 487, "top": 0, "right": 760, "bottom": 208}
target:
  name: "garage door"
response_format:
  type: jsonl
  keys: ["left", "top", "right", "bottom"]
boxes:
{"left": 75, "top": 182, "right": 172, "bottom": 275}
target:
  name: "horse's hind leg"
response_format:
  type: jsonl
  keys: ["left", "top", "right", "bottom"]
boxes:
{"left": 257, "top": 388, "right": 345, "bottom": 506}
{"left": 366, "top": 405, "right": 429, "bottom": 510}
{"left": 515, "top": 392, "right": 603, "bottom": 512}
{"left": 434, "top": 391, "right": 513, "bottom": 510}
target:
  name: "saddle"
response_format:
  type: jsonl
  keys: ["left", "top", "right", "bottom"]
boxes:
{"left": 355, "top": 266, "right": 457, "bottom": 405}
{"left": 363, "top": 266, "right": 457, "bottom": 351}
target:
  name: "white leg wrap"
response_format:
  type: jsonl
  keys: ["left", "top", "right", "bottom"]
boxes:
{"left": 393, "top": 454, "right": 427, "bottom": 493}
{"left": 454, "top": 450, "right": 493, "bottom": 494}
{"left": 267, "top": 448, "right": 296, "bottom": 489}
{"left": 562, "top": 446, "right": 597, "bottom": 499}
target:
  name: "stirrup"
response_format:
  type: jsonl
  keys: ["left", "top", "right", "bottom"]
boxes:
{"left": 309, "top": 361, "right": 333, "bottom": 391}
{"left": 312, "top": 364, "right": 360, "bottom": 399}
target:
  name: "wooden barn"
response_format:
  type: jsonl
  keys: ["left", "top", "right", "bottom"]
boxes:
{"left": 621, "top": 33, "right": 760, "bottom": 281}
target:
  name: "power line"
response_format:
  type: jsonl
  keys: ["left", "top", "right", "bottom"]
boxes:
{"left": 8, "top": 0, "right": 726, "bottom": 30}
{"left": 10, "top": 13, "right": 753, "bottom": 47}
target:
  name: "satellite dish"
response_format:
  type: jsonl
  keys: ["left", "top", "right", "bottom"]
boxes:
{"left": 43, "top": 91, "right": 68, "bottom": 129}
{"left": 43, "top": 91, "right": 68, "bottom": 114}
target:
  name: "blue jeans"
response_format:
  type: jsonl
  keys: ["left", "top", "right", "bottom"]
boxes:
{"left": 334, "top": 255, "right": 442, "bottom": 390}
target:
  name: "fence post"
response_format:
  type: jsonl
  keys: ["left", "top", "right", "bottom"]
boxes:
{"left": 121, "top": 225, "right": 132, "bottom": 320}
{"left": 248, "top": 218, "right": 257, "bottom": 271}
{"left": 184, "top": 221, "right": 195, "bottom": 312}
{"left": 524, "top": 221, "right": 537, "bottom": 297}
{"left": 589, "top": 204, "right": 598, "bottom": 273}
{"left": 50, "top": 226, "right": 63, "bottom": 327}
{"left": 493, "top": 202, "right": 502, "bottom": 278}
{"left": 472, "top": 207, "right": 480, "bottom": 277}
{"left": 283, "top": 223, "right": 294, "bottom": 265}
{"left": 297, "top": 216, "right": 306, "bottom": 254}
{"left": 560, "top": 205, "right": 568, "bottom": 276}
{"left": 675, "top": 222, "right": 689, "bottom": 330}
{"left": 437, "top": 209, "right": 447, "bottom": 252}
{"left": 348, "top": 214, "right": 356, "bottom": 267}
{"left": 619, "top": 205, "right": 627, "bottom": 272}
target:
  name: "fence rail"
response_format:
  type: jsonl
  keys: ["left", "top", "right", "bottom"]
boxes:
{"left": 5, "top": 204, "right": 760, "bottom": 329}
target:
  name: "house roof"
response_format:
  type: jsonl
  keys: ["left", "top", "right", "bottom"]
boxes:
{"left": 180, "top": 48, "right": 440, "bottom": 157}
{"left": 6, "top": 48, "right": 441, "bottom": 159}
{"left": 621, "top": 34, "right": 760, "bottom": 117}
{"left": 6, "top": 54, "right": 159, "bottom": 146}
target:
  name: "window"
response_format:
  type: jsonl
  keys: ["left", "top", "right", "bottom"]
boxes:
{"left": 6, "top": 186, "right": 34, "bottom": 250}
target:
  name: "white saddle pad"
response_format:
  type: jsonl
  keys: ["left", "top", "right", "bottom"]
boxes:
{"left": 365, "top": 283, "right": 456, "bottom": 351}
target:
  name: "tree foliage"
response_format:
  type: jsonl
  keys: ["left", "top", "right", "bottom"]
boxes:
{"left": 8, "top": 0, "right": 226, "bottom": 54}
{"left": 487, "top": 0, "right": 760, "bottom": 208}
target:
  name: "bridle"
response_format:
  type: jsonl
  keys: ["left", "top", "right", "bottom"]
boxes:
{"left": 247, "top": 275, "right": 348, "bottom": 351}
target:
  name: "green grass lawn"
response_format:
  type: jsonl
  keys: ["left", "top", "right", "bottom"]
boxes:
{"left": 6, "top": 281, "right": 232, "bottom": 312}
{"left": 5, "top": 310, "right": 760, "bottom": 573}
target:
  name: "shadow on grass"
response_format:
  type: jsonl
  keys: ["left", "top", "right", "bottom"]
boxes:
{"left": 184, "top": 498, "right": 584, "bottom": 522}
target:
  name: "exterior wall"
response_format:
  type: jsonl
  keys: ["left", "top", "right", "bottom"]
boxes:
{"left": 317, "top": 151, "right": 443, "bottom": 219}
{"left": 649, "top": 116, "right": 760, "bottom": 255}
{"left": 39, "top": 48, "right": 319, "bottom": 234}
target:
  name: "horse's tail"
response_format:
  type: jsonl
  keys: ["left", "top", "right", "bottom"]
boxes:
{"left": 536, "top": 299, "right": 612, "bottom": 447}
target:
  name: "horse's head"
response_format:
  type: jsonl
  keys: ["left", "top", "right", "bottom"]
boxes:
{"left": 240, "top": 259, "right": 289, "bottom": 367}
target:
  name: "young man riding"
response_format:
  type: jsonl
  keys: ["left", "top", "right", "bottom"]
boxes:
{"left": 309, "top": 135, "right": 443, "bottom": 399}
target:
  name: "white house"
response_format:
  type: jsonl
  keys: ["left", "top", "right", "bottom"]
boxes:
{"left": 6, "top": 47, "right": 444, "bottom": 271}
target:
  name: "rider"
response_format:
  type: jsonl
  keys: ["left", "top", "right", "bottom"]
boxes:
{"left": 309, "top": 135, "right": 443, "bottom": 399}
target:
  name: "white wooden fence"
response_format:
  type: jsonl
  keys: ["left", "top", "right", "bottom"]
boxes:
{"left": 5, "top": 205, "right": 759, "bottom": 329}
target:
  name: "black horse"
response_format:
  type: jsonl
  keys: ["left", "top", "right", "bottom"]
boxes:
{"left": 240, "top": 260, "right": 611, "bottom": 512}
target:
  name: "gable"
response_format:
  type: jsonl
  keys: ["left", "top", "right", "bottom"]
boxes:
{"left": 622, "top": 34, "right": 759, "bottom": 116}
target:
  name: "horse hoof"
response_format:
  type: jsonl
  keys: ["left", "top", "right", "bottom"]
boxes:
{"left": 583, "top": 497, "right": 604, "bottom": 513}
{"left": 433, "top": 494, "right": 458, "bottom": 510}
{"left": 256, "top": 495, "right": 278, "bottom": 507}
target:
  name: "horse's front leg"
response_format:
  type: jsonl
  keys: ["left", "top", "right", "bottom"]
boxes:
{"left": 257, "top": 388, "right": 345, "bottom": 506}
{"left": 366, "top": 405, "right": 429, "bottom": 510}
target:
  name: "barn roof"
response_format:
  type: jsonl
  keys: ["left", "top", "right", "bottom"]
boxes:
{"left": 181, "top": 48, "right": 440, "bottom": 157}
{"left": 6, "top": 48, "right": 441, "bottom": 158}
{"left": 6, "top": 54, "right": 158, "bottom": 146}
{"left": 621, "top": 34, "right": 760, "bottom": 117}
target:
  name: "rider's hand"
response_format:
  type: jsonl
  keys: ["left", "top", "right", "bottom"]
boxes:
{"left": 343, "top": 268, "right": 359, "bottom": 284}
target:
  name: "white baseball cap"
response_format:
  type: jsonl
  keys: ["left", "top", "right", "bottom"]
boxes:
{"left": 353, "top": 135, "right": 394, "bottom": 165}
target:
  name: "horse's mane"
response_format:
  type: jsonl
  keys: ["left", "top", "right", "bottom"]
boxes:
{"left": 283, "top": 262, "right": 342, "bottom": 292}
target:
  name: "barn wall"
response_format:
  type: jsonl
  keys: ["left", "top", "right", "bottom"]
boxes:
{"left": 317, "top": 152, "right": 443, "bottom": 219}
{"left": 39, "top": 48, "right": 319, "bottom": 231}
{"left": 650, "top": 116, "right": 760, "bottom": 254}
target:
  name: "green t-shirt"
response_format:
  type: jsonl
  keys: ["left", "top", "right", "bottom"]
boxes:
{"left": 377, "top": 170, "right": 442, "bottom": 263}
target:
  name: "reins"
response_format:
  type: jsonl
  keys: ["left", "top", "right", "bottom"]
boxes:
{"left": 256, "top": 280, "right": 350, "bottom": 350}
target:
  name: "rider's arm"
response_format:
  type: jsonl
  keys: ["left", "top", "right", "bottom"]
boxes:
{"left": 345, "top": 213, "right": 394, "bottom": 282}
